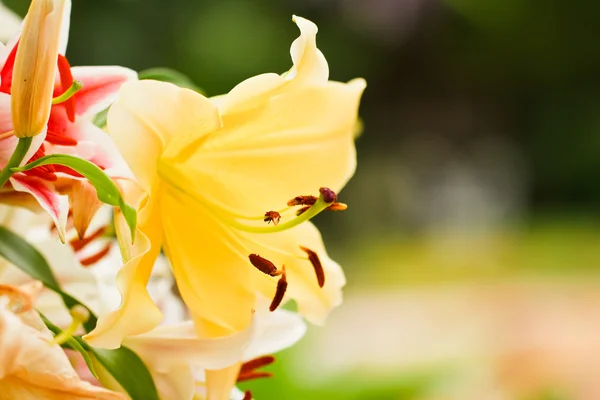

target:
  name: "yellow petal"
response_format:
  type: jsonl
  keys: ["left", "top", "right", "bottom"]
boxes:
{"left": 89, "top": 81, "right": 222, "bottom": 348}
{"left": 107, "top": 80, "right": 221, "bottom": 193}
{"left": 177, "top": 78, "right": 366, "bottom": 218}
{"left": 251, "top": 222, "right": 346, "bottom": 324}
{"left": 160, "top": 188, "right": 255, "bottom": 337}
{"left": 205, "top": 363, "right": 242, "bottom": 400}
{"left": 84, "top": 183, "right": 162, "bottom": 349}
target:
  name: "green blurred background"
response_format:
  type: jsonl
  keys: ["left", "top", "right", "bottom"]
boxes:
{"left": 6, "top": 0, "right": 600, "bottom": 398}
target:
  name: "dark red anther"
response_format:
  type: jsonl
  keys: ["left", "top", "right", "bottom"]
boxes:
{"left": 243, "top": 391, "right": 252, "bottom": 400}
{"left": 263, "top": 211, "right": 281, "bottom": 226}
{"left": 79, "top": 243, "right": 111, "bottom": 267}
{"left": 56, "top": 54, "right": 76, "bottom": 122}
{"left": 319, "top": 187, "right": 337, "bottom": 203}
{"left": 69, "top": 226, "right": 106, "bottom": 251}
{"left": 287, "top": 195, "right": 317, "bottom": 207}
{"left": 249, "top": 254, "right": 281, "bottom": 277}
{"left": 239, "top": 356, "right": 276, "bottom": 374}
{"left": 237, "top": 356, "right": 276, "bottom": 383}
{"left": 270, "top": 267, "right": 287, "bottom": 312}
{"left": 300, "top": 246, "right": 325, "bottom": 288}
{"left": 237, "top": 371, "right": 274, "bottom": 382}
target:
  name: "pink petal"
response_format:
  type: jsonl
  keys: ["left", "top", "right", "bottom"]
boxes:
{"left": 0, "top": 92, "right": 13, "bottom": 135}
{"left": 71, "top": 66, "right": 137, "bottom": 117}
{"left": 10, "top": 175, "right": 69, "bottom": 241}
{"left": 46, "top": 120, "right": 135, "bottom": 180}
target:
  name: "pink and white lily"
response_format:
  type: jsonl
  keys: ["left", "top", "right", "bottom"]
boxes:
{"left": 0, "top": 0, "right": 135, "bottom": 240}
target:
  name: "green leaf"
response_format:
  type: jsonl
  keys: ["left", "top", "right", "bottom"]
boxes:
{"left": 0, "top": 226, "right": 98, "bottom": 332}
{"left": 42, "top": 315, "right": 160, "bottom": 400}
{"left": 41, "top": 314, "right": 99, "bottom": 378}
{"left": 139, "top": 67, "right": 205, "bottom": 93}
{"left": 12, "top": 155, "right": 137, "bottom": 241}
{"left": 91, "top": 346, "right": 160, "bottom": 400}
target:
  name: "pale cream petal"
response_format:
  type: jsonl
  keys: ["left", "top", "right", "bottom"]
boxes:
{"left": 123, "top": 319, "right": 254, "bottom": 370}
{"left": 250, "top": 222, "right": 346, "bottom": 325}
{"left": 179, "top": 79, "right": 365, "bottom": 217}
{"left": 160, "top": 188, "right": 255, "bottom": 337}
{"left": 243, "top": 306, "right": 306, "bottom": 360}
{"left": 0, "top": 308, "right": 125, "bottom": 399}
{"left": 148, "top": 363, "right": 194, "bottom": 400}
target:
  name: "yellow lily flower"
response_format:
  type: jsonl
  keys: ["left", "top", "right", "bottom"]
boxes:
{"left": 86, "top": 15, "right": 364, "bottom": 386}
{"left": 11, "top": 0, "right": 67, "bottom": 138}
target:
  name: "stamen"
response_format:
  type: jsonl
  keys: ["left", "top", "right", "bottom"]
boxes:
{"left": 270, "top": 266, "right": 287, "bottom": 312}
{"left": 51, "top": 305, "right": 90, "bottom": 345}
{"left": 52, "top": 79, "right": 83, "bottom": 105}
{"left": 238, "top": 356, "right": 276, "bottom": 383}
{"left": 69, "top": 226, "right": 106, "bottom": 251}
{"left": 319, "top": 187, "right": 337, "bottom": 203}
{"left": 158, "top": 161, "right": 336, "bottom": 234}
{"left": 79, "top": 243, "right": 112, "bottom": 266}
{"left": 327, "top": 202, "right": 348, "bottom": 211}
{"left": 243, "top": 391, "right": 252, "bottom": 400}
{"left": 237, "top": 371, "right": 274, "bottom": 382}
{"left": 287, "top": 195, "right": 317, "bottom": 207}
{"left": 249, "top": 254, "right": 283, "bottom": 277}
{"left": 240, "top": 356, "right": 276, "bottom": 374}
{"left": 263, "top": 211, "right": 281, "bottom": 226}
{"left": 296, "top": 205, "right": 311, "bottom": 216}
{"left": 300, "top": 246, "right": 325, "bottom": 288}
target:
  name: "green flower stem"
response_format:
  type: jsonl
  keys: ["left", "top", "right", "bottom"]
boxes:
{"left": 0, "top": 137, "right": 32, "bottom": 188}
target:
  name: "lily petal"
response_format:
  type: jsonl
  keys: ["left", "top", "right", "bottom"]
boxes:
{"left": 160, "top": 187, "right": 255, "bottom": 337}
{"left": 251, "top": 222, "right": 346, "bottom": 325}
{"left": 70, "top": 66, "right": 137, "bottom": 117}
{"left": 9, "top": 175, "right": 69, "bottom": 242}
{"left": 84, "top": 184, "right": 163, "bottom": 349}
{"left": 244, "top": 306, "right": 307, "bottom": 360}
{"left": 0, "top": 307, "right": 125, "bottom": 399}
{"left": 106, "top": 80, "right": 221, "bottom": 192}
{"left": 180, "top": 78, "right": 366, "bottom": 217}
{"left": 123, "top": 318, "right": 254, "bottom": 371}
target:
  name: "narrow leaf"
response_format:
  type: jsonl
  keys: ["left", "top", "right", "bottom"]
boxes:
{"left": 91, "top": 346, "right": 160, "bottom": 400}
{"left": 12, "top": 155, "right": 136, "bottom": 241}
{"left": 0, "top": 226, "right": 98, "bottom": 331}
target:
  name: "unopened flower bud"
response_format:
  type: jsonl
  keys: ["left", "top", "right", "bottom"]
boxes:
{"left": 11, "top": 0, "right": 66, "bottom": 138}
